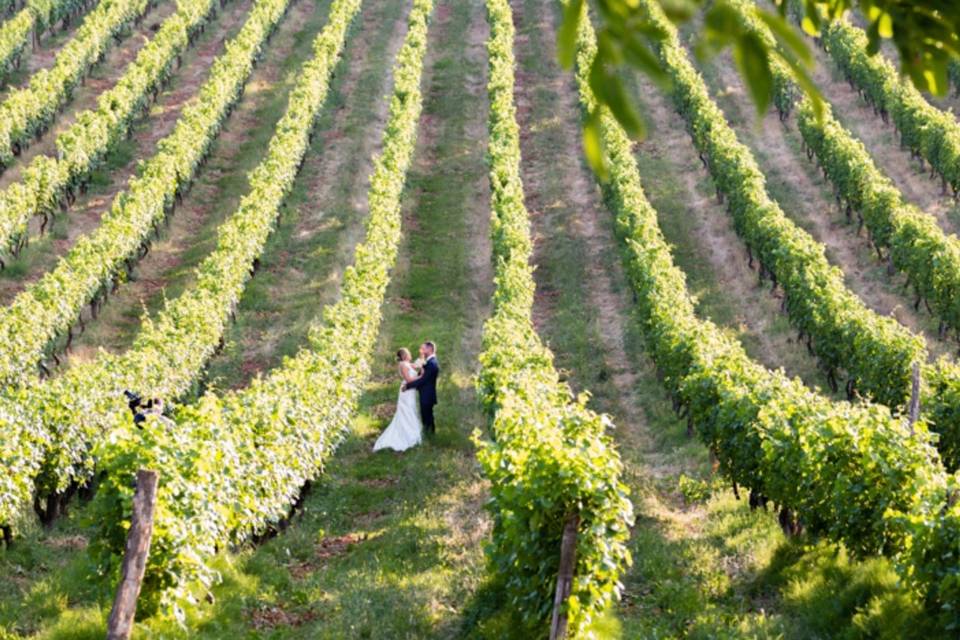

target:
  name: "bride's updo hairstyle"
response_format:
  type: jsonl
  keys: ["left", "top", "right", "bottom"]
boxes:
{"left": 396, "top": 347, "right": 411, "bottom": 362}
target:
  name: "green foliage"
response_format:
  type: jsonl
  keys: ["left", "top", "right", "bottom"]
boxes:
{"left": 795, "top": 98, "right": 960, "bottom": 470}
{"left": 819, "top": 17, "right": 960, "bottom": 201}
{"left": 0, "top": 0, "right": 325, "bottom": 530}
{"left": 807, "top": 1, "right": 958, "bottom": 97}
{"left": 677, "top": 473, "right": 716, "bottom": 504}
{"left": 0, "top": 0, "right": 90, "bottom": 83}
{"left": 577, "top": 0, "right": 960, "bottom": 631}
{"left": 726, "top": 0, "right": 960, "bottom": 471}
{"left": 475, "top": 0, "right": 633, "bottom": 635}
{"left": 88, "top": 0, "right": 428, "bottom": 614}
{"left": 0, "top": 0, "right": 222, "bottom": 266}
{"left": 643, "top": 0, "right": 925, "bottom": 410}
{"left": 0, "top": 0, "right": 154, "bottom": 167}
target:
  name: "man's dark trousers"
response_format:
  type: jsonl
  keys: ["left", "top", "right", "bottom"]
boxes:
{"left": 407, "top": 355, "right": 439, "bottom": 436}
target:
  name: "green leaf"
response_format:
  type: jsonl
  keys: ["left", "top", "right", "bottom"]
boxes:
{"left": 778, "top": 51, "right": 825, "bottom": 120}
{"left": 658, "top": 0, "right": 697, "bottom": 23}
{"left": 865, "top": 17, "right": 881, "bottom": 56}
{"left": 587, "top": 57, "right": 645, "bottom": 138}
{"left": 756, "top": 8, "right": 812, "bottom": 65}
{"left": 582, "top": 110, "right": 608, "bottom": 181}
{"left": 703, "top": 3, "right": 741, "bottom": 48}
{"left": 800, "top": 0, "right": 821, "bottom": 38}
{"left": 620, "top": 31, "right": 670, "bottom": 86}
{"left": 913, "top": 58, "right": 949, "bottom": 97}
{"left": 800, "top": 15, "right": 819, "bottom": 37}
{"left": 733, "top": 32, "right": 773, "bottom": 116}
{"left": 557, "top": 0, "right": 585, "bottom": 69}
{"left": 877, "top": 11, "right": 893, "bottom": 38}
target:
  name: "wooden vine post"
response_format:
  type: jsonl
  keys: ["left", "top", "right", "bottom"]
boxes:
{"left": 908, "top": 361, "right": 921, "bottom": 434}
{"left": 106, "top": 469, "right": 159, "bottom": 640}
{"left": 549, "top": 512, "right": 580, "bottom": 640}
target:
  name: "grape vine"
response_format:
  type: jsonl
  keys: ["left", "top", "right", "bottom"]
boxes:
{"left": 0, "top": 0, "right": 358, "bottom": 532}
{"left": 0, "top": 0, "right": 92, "bottom": 83}
{"left": 0, "top": 0, "right": 275, "bottom": 389}
{"left": 820, "top": 18, "right": 960, "bottom": 199}
{"left": 476, "top": 0, "right": 632, "bottom": 633}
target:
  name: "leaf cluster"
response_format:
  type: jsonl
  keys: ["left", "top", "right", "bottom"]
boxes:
{"left": 557, "top": 0, "right": 960, "bottom": 174}
{"left": 821, "top": 19, "right": 960, "bottom": 203}
{"left": 0, "top": 0, "right": 91, "bottom": 82}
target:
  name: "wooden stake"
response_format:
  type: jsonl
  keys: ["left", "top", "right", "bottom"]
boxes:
{"left": 908, "top": 361, "right": 921, "bottom": 434}
{"left": 549, "top": 513, "right": 580, "bottom": 640}
{"left": 106, "top": 469, "right": 159, "bottom": 640}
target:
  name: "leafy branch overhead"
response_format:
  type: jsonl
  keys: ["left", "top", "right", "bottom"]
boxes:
{"left": 558, "top": 0, "right": 960, "bottom": 175}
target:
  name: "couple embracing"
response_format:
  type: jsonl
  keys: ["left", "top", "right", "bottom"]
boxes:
{"left": 373, "top": 341, "right": 439, "bottom": 452}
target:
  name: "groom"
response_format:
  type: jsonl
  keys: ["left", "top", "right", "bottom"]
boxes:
{"left": 404, "top": 341, "right": 439, "bottom": 436}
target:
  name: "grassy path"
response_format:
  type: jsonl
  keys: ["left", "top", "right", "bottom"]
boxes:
{"left": 203, "top": 0, "right": 411, "bottom": 389}
{"left": 695, "top": 49, "right": 954, "bottom": 359}
{"left": 172, "top": 0, "right": 493, "bottom": 636}
{"left": 63, "top": 0, "right": 350, "bottom": 363}
{"left": 0, "top": 0, "right": 250, "bottom": 307}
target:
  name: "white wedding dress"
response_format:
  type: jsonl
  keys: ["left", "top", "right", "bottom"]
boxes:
{"left": 373, "top": 363, "right": 423, "bottom": 452}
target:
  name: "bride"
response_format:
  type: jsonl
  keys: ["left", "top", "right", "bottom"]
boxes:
{"left": 373, "top": 348, "right": 424, "bottom": 452}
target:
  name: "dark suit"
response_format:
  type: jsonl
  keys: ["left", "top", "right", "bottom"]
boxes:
{"left": 407, "top": 356, "right": 439, "bottom": 434}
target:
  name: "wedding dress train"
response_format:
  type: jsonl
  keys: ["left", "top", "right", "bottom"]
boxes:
{"left": 373, "top": 365, "right": 423, "bottom": 452}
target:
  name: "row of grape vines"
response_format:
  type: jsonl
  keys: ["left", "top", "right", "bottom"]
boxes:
{"left": 84, "top": 0, "right": 427, "bottom": 613}
{"left": 0, "top": 0, "right": 344, "bottom": 531}
{"left": 0, "top": 0, "right": 155, "bottom": 167}
{"left": 0, "top": 0, "right": 91, "bottom": 81}
{"left": 581, "top": 0, "right": 960, "bottom": 629}
{"left": 818, "top": 16, "right": 960, "bottom": 198}
{"left": 0, "top": 0, "right": 228, "bottom": 262}
{"left": 475, "top": 0, "right": 631, "bottom": 633}
{"left": 723, "top": 0, "right": 960, "bottom": 470}
{"left": 0, "top": 0, "right": 280, "bottom": 393}
{"left": 648, "top": 0, "right": 938, "bottom": 413}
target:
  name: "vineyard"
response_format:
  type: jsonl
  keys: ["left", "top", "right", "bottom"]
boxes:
{"left": 0, "top": 0, "right": 958, "bottom": 637}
